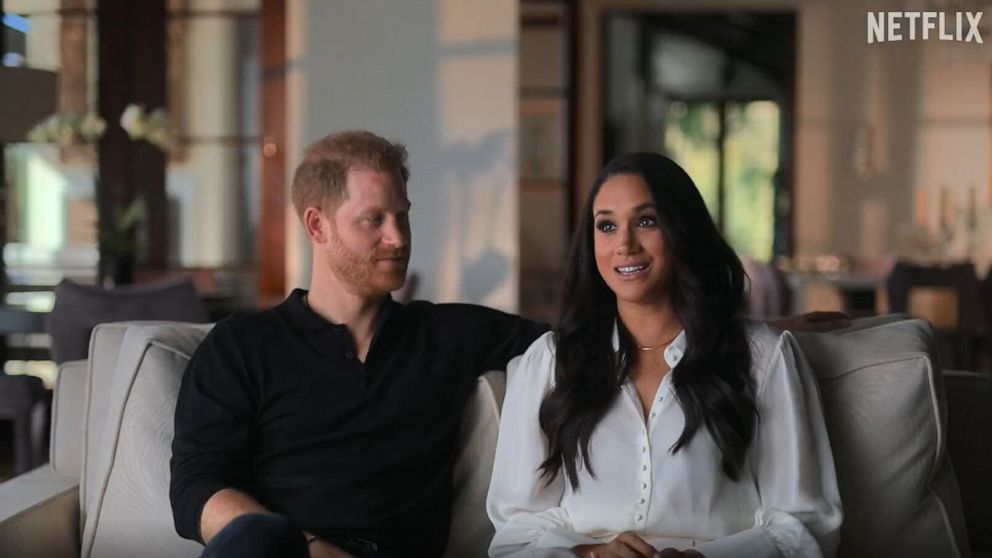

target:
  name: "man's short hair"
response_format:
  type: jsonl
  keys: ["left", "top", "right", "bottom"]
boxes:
{"left": 291, "top": 130, "right": 409, "bottom": 218}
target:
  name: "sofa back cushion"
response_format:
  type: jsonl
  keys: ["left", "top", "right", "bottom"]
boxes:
{"left": 794, "top": 319, "right": 969, "bottom": 558}
{"left": 81, "top": 322, "right": 154, "bottom": 524}
{"left": 446, "top": 369, "right": 508, "bottom": 558}
{"left": 82, "top": 324, "right": 210, "bottom": 558}
{"left": 80, "top": 322, "right": 213, "bottom": 529}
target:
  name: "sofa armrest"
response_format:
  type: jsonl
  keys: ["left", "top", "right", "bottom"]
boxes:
{"left": 0, "top": 466, "right": 80, "bottom": 558}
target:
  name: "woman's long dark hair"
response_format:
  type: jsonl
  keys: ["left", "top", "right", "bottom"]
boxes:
{"left": 539, "top": 152, "right": 756, "bottom": 490}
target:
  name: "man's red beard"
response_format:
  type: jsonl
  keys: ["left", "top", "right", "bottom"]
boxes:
{"left": 326, "top": 232, "right": 408, "bottom": 296}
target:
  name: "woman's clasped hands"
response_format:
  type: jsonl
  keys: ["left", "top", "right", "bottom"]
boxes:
{"left": 572, "top": 532, "right": 705, "bottom": 558}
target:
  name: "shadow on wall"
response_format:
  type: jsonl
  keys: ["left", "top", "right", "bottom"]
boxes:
{"left": 296, "top": 0, "right": 518, "bottom": 309}
{"left": 440, "top": 130, "right": 513, "bottom": 305}
{"left": 462, "top": 248, "right": 510, "bottom": 302}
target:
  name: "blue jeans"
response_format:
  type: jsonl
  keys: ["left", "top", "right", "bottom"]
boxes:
{"left": 200, "top": 513, "right": 308, "bottom": 558}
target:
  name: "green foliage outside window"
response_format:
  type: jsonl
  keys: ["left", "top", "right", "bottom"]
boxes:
{"left": 664, "top": 100, "right": 779, "bottom": 263}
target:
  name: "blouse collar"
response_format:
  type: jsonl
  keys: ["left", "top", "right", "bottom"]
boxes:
{"left": 612, "top": 321, "right": 687, "bottom": 369}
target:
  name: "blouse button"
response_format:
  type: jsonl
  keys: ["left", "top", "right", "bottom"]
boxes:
{"left": 637, "top": 514, "right": 644, "bottom": 521}
{"left": 639, "top": 498, "right": 646, "bottom": 504}
{"left": 650, "top": 412, "right": 657, "bottom": 419}
{"left": 641, "top": 464, "right": 647, "bottom": 471}
{"left": 345, "top": 351, "right": 355, "bottom": 359}
{"left": 642, "top": 482, "right": 648, "bottom": 489}
{"left": 641, "top": 446, "right": 646, "bottom": 453}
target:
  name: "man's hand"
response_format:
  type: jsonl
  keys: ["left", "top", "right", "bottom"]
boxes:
{"left": 572, "top": 531, "right": 658, "bottom": 558}
{"left": 307, "top": 537, "right": 355, "bottom": 558}
{"left": 768, "top": 311, "right": 851, "bottom": 333}
{"left": 199, "top": 488, "right": 268, "bottom": 543}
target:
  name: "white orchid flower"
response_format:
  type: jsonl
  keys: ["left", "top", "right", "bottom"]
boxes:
{"left": 120, "top": 103, "right": 148, "bottom": 139}
{"left": 26, "top": 123, "right": 50, "bottom": 143}
{"left": 79, "top": 113, "right": 107, "bottom": 141}
{"left": 144, "top": 108, "right": 172, "bottom": 149}
{"left": 44, "top": 113, "right": 62, "bottom": 139}
{"left": 26, "top": 104, "right": 169, "bottom": 150}
{"left": 56, "top": 123, "right": 76, "bottom": 146}
{"left": 147, "top": 128, "right": 172, "bottom": 150}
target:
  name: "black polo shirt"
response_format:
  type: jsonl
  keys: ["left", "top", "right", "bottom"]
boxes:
{"left": 169, "top": 289, "right": 547, "bottom": 557}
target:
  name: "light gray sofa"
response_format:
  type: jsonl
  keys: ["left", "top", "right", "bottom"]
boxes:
{"left": 0, "top": 317, "right": 987, "bottom": 558}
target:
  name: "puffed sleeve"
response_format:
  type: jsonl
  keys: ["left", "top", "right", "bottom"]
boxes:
{"left": 486, "top": 332, "right": 600, "bottom": 557}
{"left": 695, "top": 331, "right": 843, "bottom": 558}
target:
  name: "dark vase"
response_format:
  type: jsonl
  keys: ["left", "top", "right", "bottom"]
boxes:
{"left": 98, "top": 252, "right": 135, "bottom": 288}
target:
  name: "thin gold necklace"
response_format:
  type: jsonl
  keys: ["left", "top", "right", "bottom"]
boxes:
{"left": 636, "top": 331, "right": 680, "bottom": 351}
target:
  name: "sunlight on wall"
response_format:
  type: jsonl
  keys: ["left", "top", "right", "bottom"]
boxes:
{"left": 436, "top": 51, "right": 517, "bottom": 308}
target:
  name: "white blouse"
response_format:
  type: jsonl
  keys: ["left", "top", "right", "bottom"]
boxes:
{"left": 487, "top": 324, "right": 842, "bottom": 558}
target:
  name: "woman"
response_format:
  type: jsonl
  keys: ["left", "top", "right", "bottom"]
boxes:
{"left": 487, "top": 153, "right": 842, "bottom": 558}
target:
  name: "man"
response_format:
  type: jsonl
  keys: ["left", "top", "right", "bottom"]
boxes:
{"left": 170, "top": 130, "right": 547, "bottom": 558}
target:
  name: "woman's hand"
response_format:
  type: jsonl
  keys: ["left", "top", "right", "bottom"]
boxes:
{"left": 656, "top": 549, "right": 705, "bottom": 558}
{"left": 572, "top": 531, "right": 658, "bottom": 558}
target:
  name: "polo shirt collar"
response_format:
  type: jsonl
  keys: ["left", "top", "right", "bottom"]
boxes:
{"left": 285, "top": 288, "right": 397, "bottom": 334}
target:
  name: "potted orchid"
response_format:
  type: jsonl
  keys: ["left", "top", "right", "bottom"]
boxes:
{"left": 96, "top": 195, "right": 146, "bottom": 287}
{"left": 27, "top": 103, "right": 172, "bottom": 286}
{"left": 26, "top": 111, "right": 107, "bottom": 145}
{"left": 119, "top": 103, "right": 173, "bottom": 150}
{"left": 96, "top": 104, "right": 172, "bottom": 285}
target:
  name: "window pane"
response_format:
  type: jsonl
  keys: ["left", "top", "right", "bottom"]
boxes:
{"left": 723, "top": 101, "right": 779, "bottom": 262}
{"left": 3, "top": 4, "right": 100, "bottom": 283}
{"left": 167, "top": 5, "right": 260, "bottom": 267}
{"left": 664, "top": 101, "right": 720, "bottom": 219}
{"left": 2, "top": 12, "right": 29, "bottom": 66}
